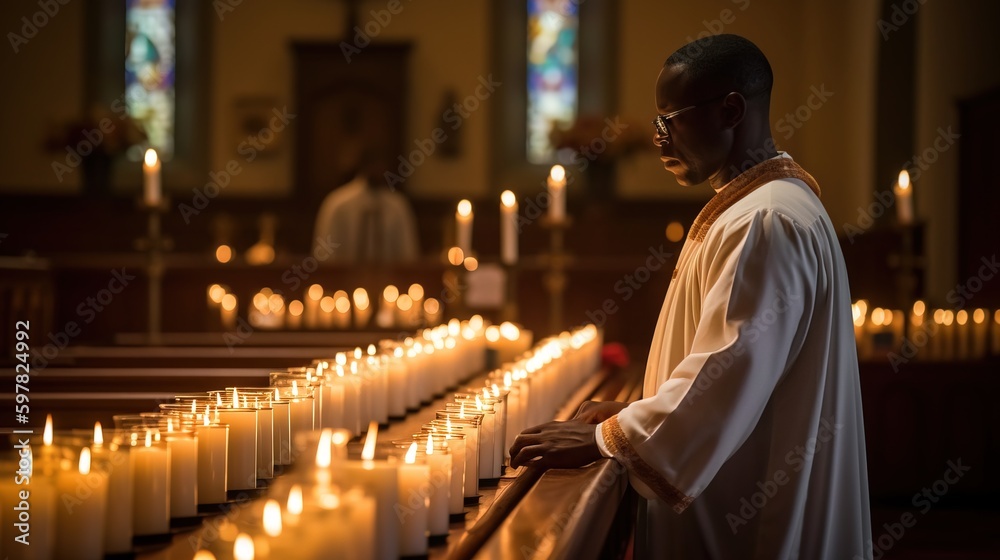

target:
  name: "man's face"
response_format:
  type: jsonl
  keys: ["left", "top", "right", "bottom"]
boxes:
{"left": 653, "top": 64, "right": 732, "bottom": 187}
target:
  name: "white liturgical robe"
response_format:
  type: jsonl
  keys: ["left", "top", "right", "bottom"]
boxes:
{"left": 596, "top": 154, "right": 872, "bottom": 559}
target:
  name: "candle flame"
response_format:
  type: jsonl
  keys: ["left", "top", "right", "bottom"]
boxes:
{"left": 94, "top": 422, "right": 104, "bottom": 446}
{"left": 446, "top": 416, "right": 453, "bottom": 436}
{"left": 167, "top": 417, "right": 174, "bottom": 432}
{"left": 262, "top": 499, "right": 282, "bottom": 538}
{"left": 405, "top": 442, "right": 418, "bottom": 464}
{"left": 145, "top": 431, "right": 152, "bottom": 448}
{"left": 44, "top": 414, "right": 53, "bottom": 446}
{"left": 500, "top": 322, "right": 520, "bottom": 341}
{"left": 408, "top": 283, "right": 424, "bottom": 301}
{"left": 383, "top": 284, "right": 399, "bottom": 303}
{"left": 79, "top": 447, "right": 91, "bottom": 475}
{"left": 316, "top": 429, "right": 332, "bottom": 468}
{"left": 216, "top": 392, "right": 223, "bottom": 407}
{"left": 335, "top": 296, "right": 351, "bottom": 313}
{"left": 974, "top": 308, "right": 985, "bottom": 324}
{"left": 193, "top": 552, "right": 216, "bottom": 560}
{"left": 457, "top": 199, "right": 472, "bottom": 217}
{"left": 476, "top": 395, "right": 483, "bottom": 411}
{"left": 354, "top": 347, "right": 363, "bottom": 359}
{"left": 361, "top": 421, "right": 379, "bottom": 461}
{"left": 504, "top": 371, "right": 512, "bottom": 388}
{"left": 233, "top": 533, "right": 254, "bottom": 560}
{"left": 144, "top": 148, "right": 158, "bottom": 167}
{"left": 957, "top": 310, "right": 968, "bottom": 326}
{"left": 204, "top": 412, "right": 210, "bottom": 427}
{"left": 292, "top": 380, "right": 299, "bottom": 397}
{"left": 331, "top": 429, "right": 349, "bottom": 447}
{"left": 485, "top": 326, "right": 500, "bottom": 343}
{"left": 897, "top": 169, "right": 910, "bottom": 190}
{"left": 287, "top": 485, "right": 303, "bottom": 515}
{"left": 501, "top": 189, "right": 516, "bottom": 208}
{"left": 913, "top": 300, "right": 926, "bottom": 316}
{"left": 459, "top": 402, "right": 466, "bottom": 419}
{"left": 274, "top": 387, "right": 280, "bottom": 401}
{"left": 549, "top": 164, "right": 565, "bottom": 182}
{"left": 492, "top": 383, "right": 500, "bottom": 397}
{"left": 483, "top": 387, "right": 491, "bottom": 400}
{"left": 232, "top": 387, "right": 239, "bottom": 408}
{"left": 191, "top": 400, "right": 197, "bottom": 414}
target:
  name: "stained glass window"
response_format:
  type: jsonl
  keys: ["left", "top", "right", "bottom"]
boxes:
{"left": 125, "top": 0, "right": 175, "bottom": 159}
{"left": 527, "top": 0, "right": 578, "bottom": 163}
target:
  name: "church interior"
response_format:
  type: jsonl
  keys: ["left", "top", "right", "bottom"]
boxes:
{"left": 1, "top": 0, "right": 998, "bottom": 558}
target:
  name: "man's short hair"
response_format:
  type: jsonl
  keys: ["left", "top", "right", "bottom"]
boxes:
{"left": 665, "top": 34, "right": 773, "bottom": 99}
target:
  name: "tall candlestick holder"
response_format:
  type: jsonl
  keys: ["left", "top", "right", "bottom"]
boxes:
{"left": 541, "top": 217, "right": 571, "bottom": 335}
{"left": 134, "top": 198, "right": 172, "bottom": 345}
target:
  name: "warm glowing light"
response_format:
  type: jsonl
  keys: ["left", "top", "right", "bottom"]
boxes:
{"left": 215, "top": 245, "right": 233, "bottom": 264}
{"left": 500, "top": 322, "right": 520, "bottom": 341}
{"left": 956, "top": 310, "right": 968, "bottom": 326}
{"left": 203, "top": 412, "right": 210, "bottom": 427}
{"left": 362, "top": 421, "right": 379, "bottom": 462}
{"left": 882, "top": 311, "right": 893, "bottom": 326}
{"left": 549, "top": 164, "right": 566, "bottom": 183}
{"left": 404, "top": 442, "right": 418, "bottom": 464}
{"left": 93, "top": 422, "right": 104, "bottom": 446}
{"left": 44, "top": 415, "right": 53, "bottom": 446}
{"left": 320, "top": 296, "right": 335, "bottom": 313}
{"left": 447, "top": 247, "right": 465, "bottom": 266}
{"left": 262, "top": 500, "right": 282, "bottom": 537}
{"left": 665, "top": 221, "right": 685, "bottom": 243}
{"left": 852, "top": 304, "right": 862, "bottom": 324}
{"left": 193, "top": 552, "right": 216, "bottom": 560}
{"left": 252, "top": 292, "right": 268, "bottom": 310}
{"left": 913, "top": 300, "right": 926, "bottom": 316}
{"left": 233, "top": 533, "right": 254, "bottom": 560}
{"left": 501, "top": 190, "right": 516, "bottom": 208}
{"left": 492, "top": 383, "right": 500, "bottom": 397}
{"left": 144, "top": 431, "right": 153, "bottom": 448}
{"left": 354, "top": 347, "right": 363, "bottom": 360}
{"left": 353, "top": 288, "right": 370, "bottom": 311}
{"left": 331, "top": 429, "right": 349, "bottom": 447}
{"left": 973, "top": 309, "right": 986, "bottom": 324}
{"left": 308, "top": 284, "right": 324, "bottom": 301}
{"left": 291, "top": 380, "right": 299, "bottom": 398}
{"left": 287, "top": 485, "right": 303, "bottom": 515}
{"left": 397, "top": 294, "right": 413, "bottom": 312}
{"left": 426, "top": 433, "right": 434, "bottom": 455}
{"left": 464, "top": 256, "right": 479, "bottom": 271}
{"left": 316, "top": 429, "right": 332, "bottom": 468}
{"left": 221, "top": 294, "right": 237, "bottom": 312}
{"left": 485, "top": 325, "right": 500, "bottom": 343}
{"left": 869, "top": 308, "right": 884, "bottom": 325}
{"left": 423, "top": 298, "right": 440, "bottom": 316}
{"left": 897, "top": 169, "right": 910, "bottom": 191}
{"left": 933, "top": 309, "right": 945, "bottom": 324}
{"left": 383, "top": 285, "right": 399, "bottom": 302}
{"left": 78, "top": 447, "right": 91, "bottom": 475}
{"left": 504, "top": 371, "right": 512, "bottom": 388}
{"left": 856, "top": 300, "right": 869, "bottom": 318}
{"left": 995, "top": 310, "right": 1000, "bottom": 324}
{"left": 144, "top": 148, "right": 158, "bottom": 167}
{"left": 408, "top": 283, "right": 425, "bottom": 301}
{"left": 943, "top": 310, "right": 954, "bottom": 326}
{"left": 232, "top": 387, "right": 240, "bottom": 408}
{"left": 459, "top": 402, "right": 466, "bottom": 419}
{"left": 209, "top": 284, "right": 226, "bottom": 303}
{"left": 335, "top": 297, "right": 351, "bottom": 313}
{"left": 457, "top": 199, "right": 472, "bottom": 217}
{"left": 288, "top": 300, "right": 304, "bottom": 317}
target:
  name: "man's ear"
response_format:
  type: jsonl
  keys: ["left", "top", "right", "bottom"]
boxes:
{"left": 721, "top": 92, "right": 747, "bottom": 130}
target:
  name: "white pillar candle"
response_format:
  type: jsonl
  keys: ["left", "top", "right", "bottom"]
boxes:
{"left": 287, "top": 392, "right": 315, "bottom": 453}
{"left": 501, "top": 189, "right": 519, "bottom": 265}
{"left": 217, "top": 403, "right": 258, "bottom": 491}
{"left": 547, "top": 165, "right": 566, "bottom": 222}
{"left": 956, "top": 310, "right": 971, "bottom": 361}
{"left": 353, "top": 288, "right": 373, "bottom": 329}
{"left": 475, "top": 397, "right": 496, "bottom": 480}
{"left": 92, "top": 438, "right": 133, "bottom": 554}
{"left": 165, "top": 429, "right": 199, "bottom": 518}
{"left": 377, "top": 285, "right": 398, "bottom": 328}
{"left": 334, "top": 294, "right": 352, "bottom": 329}
{"left": 438, "top": 410, "right": 480, "bottom": 498}
{"left": 972, "top": 309, "right": 988, "bottom": 359}
{"left": 56, "top": 448, "right": 108, "bottom": 560}
{"left": 397, "top": 442, "right": 430, "bottom": 556}
{"left": 195, "top": 418, "right": 228, "bottom": 504}
{"left": 387, "top": 347, "right": 408, "bottom": 418}
{"left": 143, "top": 148, "right": 161, "bottom": 207}
{"left": 221, "top": 293, "right": 238, "bottom": 330}
{"left": 254, "top": 403, "right": 274, "bottom": 479}
{"left": 330, "top": 424, "right": 400, "bottom": 560}
{"left": 321, "top": 378, "right": 345, "bottom": 433}
{"left": 132, "top": 431, "right": 171, "bottom": 536}
{"left": 424, "top": 435, "right": 452, "bottom": 537}
{"left": 442, "top": 432, "right": 466, "bottom": 514}
{"left": 305, "top": 284, "right": 323, "bottom": 329}
{"left": 893, "top": 169, "right": 913, "bottom": 225}
{"left": 344, "top": 488, "right": 377, "bottom": 560}
{"left": 456, "top": 199, "right": 473, "bottom": 255}
{"left": 271, "top": 395, "right": 291, "bottom": 466}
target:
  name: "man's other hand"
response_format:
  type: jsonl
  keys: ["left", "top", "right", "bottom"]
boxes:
{"left": 508, "top": 420, "right": 604, "bottom": 470}
{"left": 572, "top": 400, "right": 629, "bottom": 424}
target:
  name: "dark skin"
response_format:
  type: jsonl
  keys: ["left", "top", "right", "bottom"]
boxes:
{"left": 508, "top": 60, "right": 779, "bottom": 471}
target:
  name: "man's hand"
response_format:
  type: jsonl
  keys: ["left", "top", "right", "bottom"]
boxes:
{"left": 508, "top": 420, "right": 604, "bottom": 470}
{"left": 572, "top": 400, "right": 629, "bottom": 424}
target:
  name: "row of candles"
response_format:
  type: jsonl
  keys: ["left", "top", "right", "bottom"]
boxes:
{"left": 852, "top": 300, "right": 1000, "bottom": 361}
{"left": 1, "top": 319, "right": 601, "bottom": 560}
{"left": 208, "top": 283, "right": 442, "bottom": 332}
{"left": 455, "top": 164, "right": 569, "bottom": 265}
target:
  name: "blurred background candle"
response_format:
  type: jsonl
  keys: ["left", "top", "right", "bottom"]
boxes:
{"left": 221, "top": 293, "right": 238, "bottom": 331}
{"left": 547, "top": 165, "right": 566, "bottom": 222}
{"left": 334, "top": 290, "right": 352, "bottom": 329}
{"left": 377, "top": 285, "right": 399, "bottom": 328}
{"left": 353, "top": 287, "right": 372, "bottom": 328}
{"left": 286, "top": 299, "right": 304, "bottom": 329}
{"left": 972, "top": 308, "right": 988, "bottom": 358}
{"left": 305, "top": 283, "right": 324, "bottom": 329}
{"left": 500, "top": 189, "right": 519, "bottom": 265}
{"left": 56, "top": 447, "right": 108, "bottom": 560}
{"left": 894, "top": 169, "right": 913, "bottom": 225}
{"left": 143, "top": 148, "right": 161, "bottom": 206}
{"left": 456, "top": 199, "right": 473, "bottom": 256}
{"left": 132, "top": 430, "right": 170, "bottom": 536}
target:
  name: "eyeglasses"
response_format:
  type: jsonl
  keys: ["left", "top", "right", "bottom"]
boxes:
{"left": 652, "top": 92, "right": 733, "bottom": 144}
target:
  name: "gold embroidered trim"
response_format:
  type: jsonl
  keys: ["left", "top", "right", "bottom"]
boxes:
{"left": 671, "top": 268, "right": 678, "bottom": 280}
{"left": 688, "top": 158, "right": 821, "bottom": 243}
{"left": 602, "top": 415, "right": 694, "bottom": 514}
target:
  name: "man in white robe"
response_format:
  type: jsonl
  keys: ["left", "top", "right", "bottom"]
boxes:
{"left": 510, "top": 34, "right": 872, "bottom": 559}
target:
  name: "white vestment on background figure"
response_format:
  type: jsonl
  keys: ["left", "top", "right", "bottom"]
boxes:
{"left": 596, "top": 154, "right": 872, "bottom": 559}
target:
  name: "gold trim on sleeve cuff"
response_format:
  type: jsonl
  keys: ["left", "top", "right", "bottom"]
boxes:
{"left": 602, "top": 415, "right": 694, "bottom": 514}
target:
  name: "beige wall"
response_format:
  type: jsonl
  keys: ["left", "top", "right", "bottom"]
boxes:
{"left": 916, "top": 0, "right": 1000, "bottom": 302}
